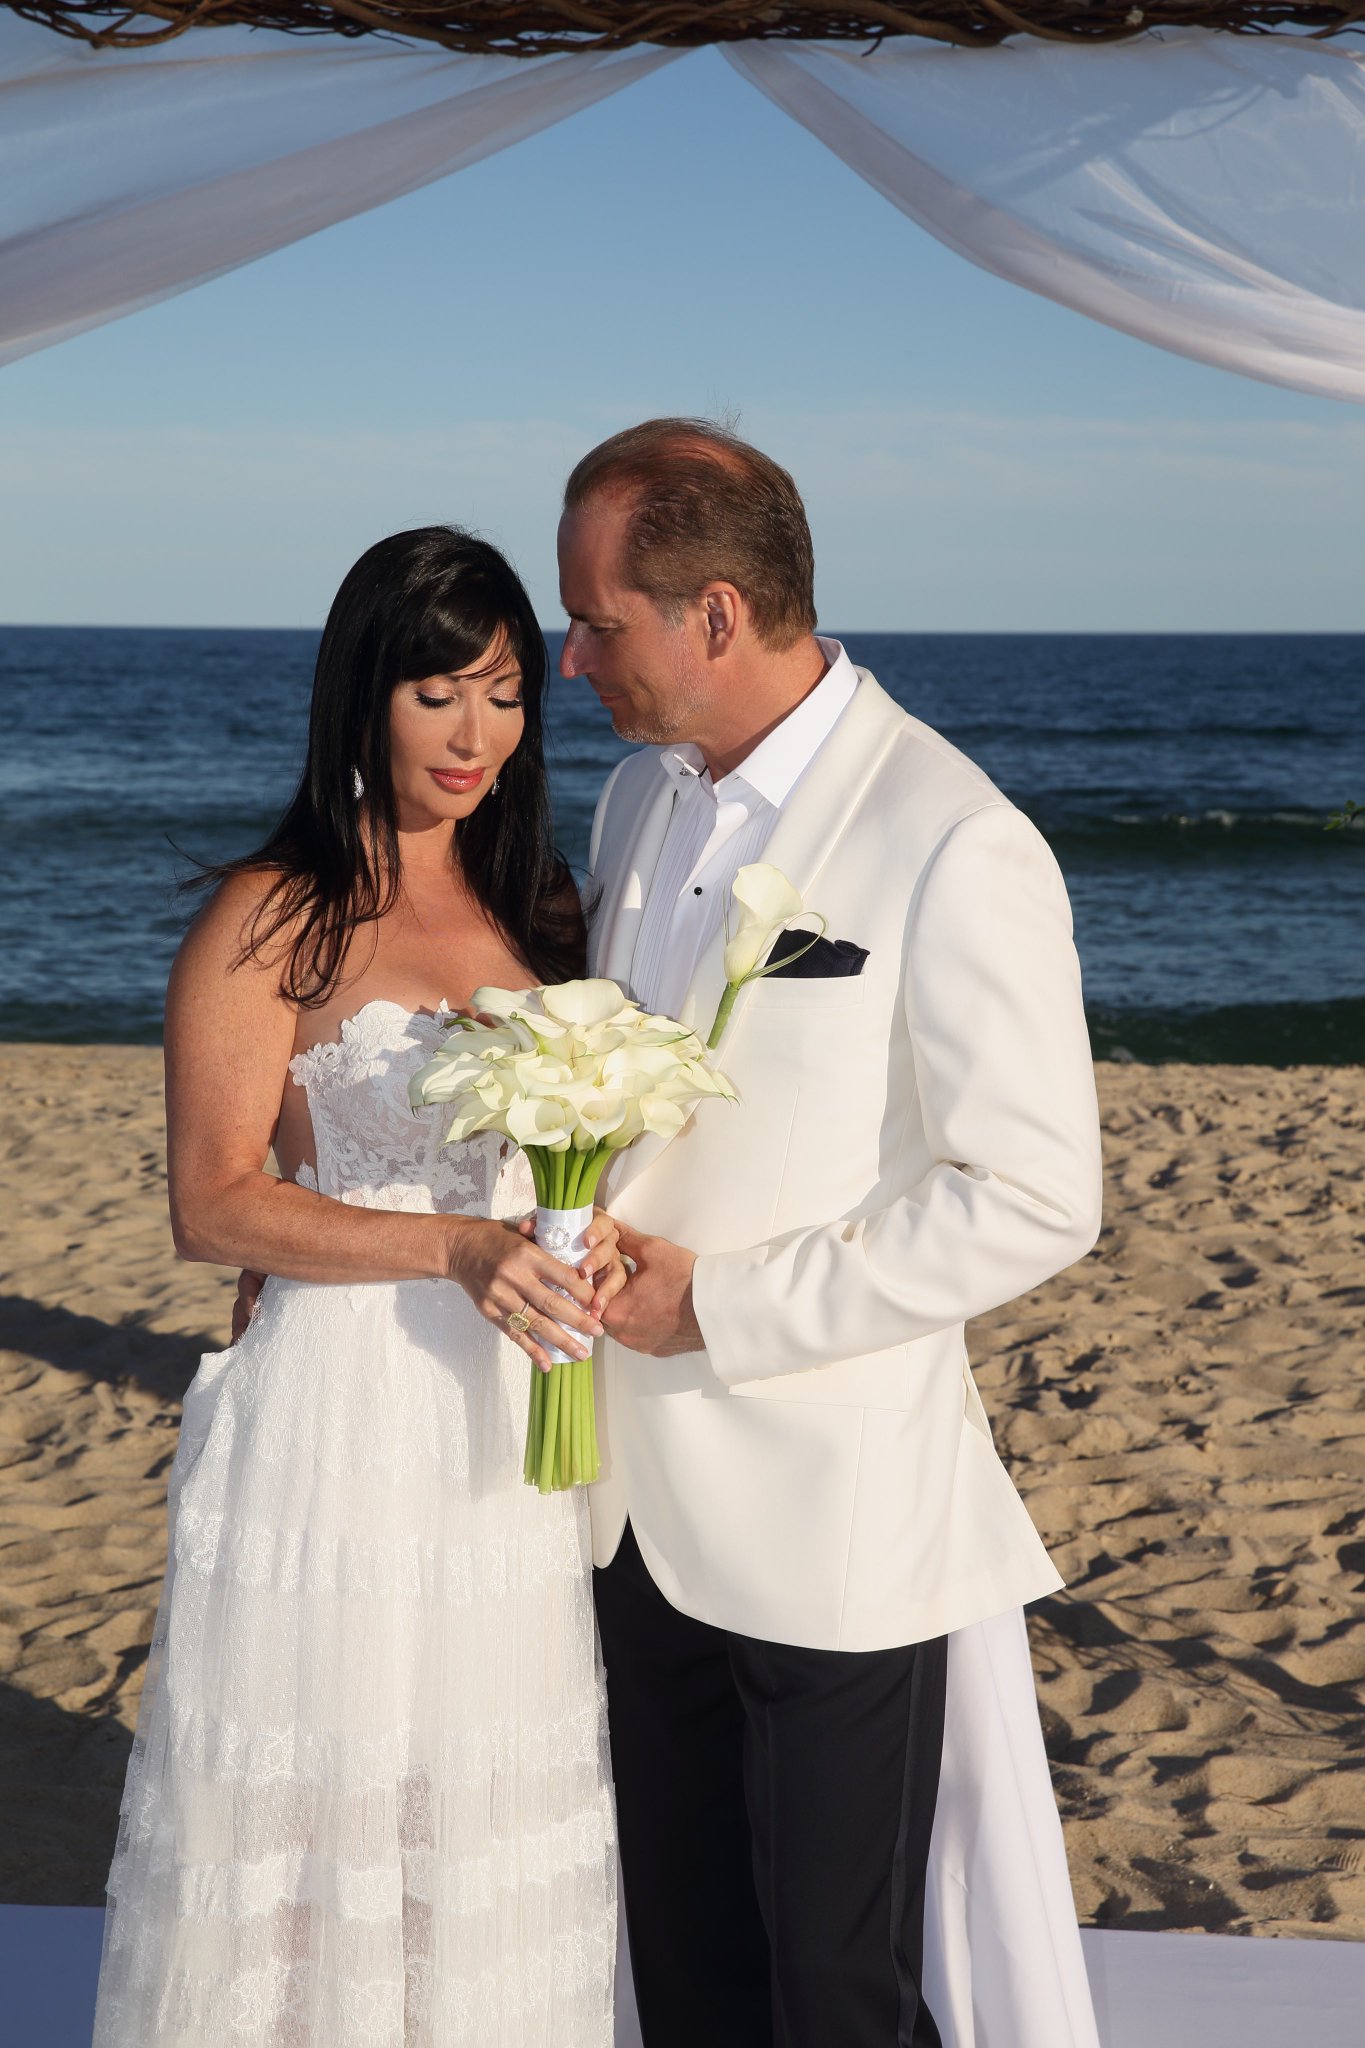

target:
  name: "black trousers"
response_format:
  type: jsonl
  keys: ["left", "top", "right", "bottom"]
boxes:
{"left": 594, "top": 1522, "right": 948, "bottom": 2048}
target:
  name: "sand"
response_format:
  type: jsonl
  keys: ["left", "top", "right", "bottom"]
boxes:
{"left": 0, "top": 1046, "right": 1361, "bottom": 1933}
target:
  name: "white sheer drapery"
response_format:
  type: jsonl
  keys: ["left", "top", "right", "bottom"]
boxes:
{"left": 3, "top": 18, "right": 1365, "bottom": 394}
{"left": 2, "top": 18, "right": 1365, "bottom": 395}
{"left": 0, "top": 16, "right": 679, "bottom": 365}
{"left": 725, "top": 33, "right": 1365, "bottom": 402}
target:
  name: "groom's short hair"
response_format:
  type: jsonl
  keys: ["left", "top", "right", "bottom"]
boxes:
{"left": 564, "top": 419, "right": 817, "bottom": 651}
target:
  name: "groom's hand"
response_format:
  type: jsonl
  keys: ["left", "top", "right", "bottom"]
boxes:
{"left": 231, "top": 1269, "right": 265, "bottom": 1343}
{"left": 603, "top": 1224, "right": 701, "bottom": 1357}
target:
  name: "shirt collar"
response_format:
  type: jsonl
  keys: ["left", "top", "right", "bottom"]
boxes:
{"left": 657, "top": 638, "right": 858, "bottom": 808}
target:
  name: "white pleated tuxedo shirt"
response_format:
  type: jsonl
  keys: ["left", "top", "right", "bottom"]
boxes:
{"left": 629, "top": 637, "right": 858, "bottom": 1017}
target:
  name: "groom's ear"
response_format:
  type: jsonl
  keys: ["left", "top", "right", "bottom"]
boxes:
{"left": 700, "top": 583, "right": 743, "bottom": 657}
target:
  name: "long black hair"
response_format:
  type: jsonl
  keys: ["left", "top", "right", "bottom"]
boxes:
{"left": 194, "top": 526, "right": 585, "bottom": 1002}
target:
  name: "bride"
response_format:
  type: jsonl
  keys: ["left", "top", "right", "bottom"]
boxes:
{"left": 93, "top": 527, "right": 625, "bottom": 2047}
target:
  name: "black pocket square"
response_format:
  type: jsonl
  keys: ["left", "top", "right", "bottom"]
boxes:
{"left": 764, "top": 930, "right": 869, "bottom": 980}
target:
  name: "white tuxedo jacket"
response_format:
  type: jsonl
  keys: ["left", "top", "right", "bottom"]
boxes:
{"left": 586, "top": 669, "right": 1102, "bottom": 1652}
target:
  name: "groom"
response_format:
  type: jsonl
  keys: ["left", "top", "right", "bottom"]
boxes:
{"left": 561, "top": 420, "right": 1103, "bottom": 2047}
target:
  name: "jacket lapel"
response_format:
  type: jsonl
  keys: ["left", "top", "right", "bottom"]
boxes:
{"left": 590, "top": 770, "right": 677, "bottom": 989}
{"left": 690, "top": 672, "right": 904, "bottom": 1055}
{"left": 608, "top": 672, "right": 904, "bottom": 1204}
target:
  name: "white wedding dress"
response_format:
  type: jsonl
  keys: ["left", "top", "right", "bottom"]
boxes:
{"left": 93, "top": 1000, "right": 617, "bottom": 2048}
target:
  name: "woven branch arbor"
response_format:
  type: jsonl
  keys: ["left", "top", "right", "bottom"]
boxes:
{"left": 10, "top": 0, "right": 1365, "bottom": 54}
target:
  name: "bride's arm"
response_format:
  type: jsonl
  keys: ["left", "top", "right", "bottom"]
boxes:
{"left": 163, "top": 875, "right": 605, "bottom": 1368}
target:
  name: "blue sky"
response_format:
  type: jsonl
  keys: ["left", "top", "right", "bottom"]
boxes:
{"left": 3, "top": 45, "right": 1364, "bottom": 632}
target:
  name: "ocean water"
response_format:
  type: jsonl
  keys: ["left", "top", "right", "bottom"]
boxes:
{"left": 1, "top": 627, "right": 1361, "bottom": 1062}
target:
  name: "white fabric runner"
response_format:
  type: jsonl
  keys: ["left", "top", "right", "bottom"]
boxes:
{"left": 8, "top": 1902, "right": 1365, "bottom": 2046}
{"left": 4, "top": 19, "right": 1365, "bottom": 396}
{"left": 925, "top": 1607, "right": 1101, "bottom": 2046}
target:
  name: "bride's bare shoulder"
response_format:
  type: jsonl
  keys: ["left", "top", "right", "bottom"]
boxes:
{"left": 165, "top": 870, "right": 305, "bottom": 1146}
{"left": 168, "top": 867, "right": 299, "bottom": 1024}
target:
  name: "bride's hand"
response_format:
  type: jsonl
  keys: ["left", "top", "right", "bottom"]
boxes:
{"left": 446, "top": 1217, "right": 605, "bottom": 1374}
{"left": 515, "top": 1212, "right": 634, "bottom": 1327}
{"left": 514, "top": 1209, "right": 628, "bottom": 1321}
{"left": 578, "top": 1209, "right": 629, "bottom": 1321}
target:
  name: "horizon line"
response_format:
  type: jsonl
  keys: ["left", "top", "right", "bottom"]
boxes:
{"left": 2, "top": 622, "right": 1363, "bottom": 639}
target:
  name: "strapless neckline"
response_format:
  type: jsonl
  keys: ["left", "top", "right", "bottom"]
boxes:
{"left": 294, "top": 995, "right": 453, "bottom": 1067}
{"left": 284, "top": 998, "right": 528, "bottom": 1221}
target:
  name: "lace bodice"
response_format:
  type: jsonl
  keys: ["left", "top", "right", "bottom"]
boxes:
{"left": 288, "top": 999, "right": 532, "bottom": 1220}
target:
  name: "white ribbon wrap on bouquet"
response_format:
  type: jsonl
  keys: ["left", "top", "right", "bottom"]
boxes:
{"left": 535, "top": 1203, "right": 595, "bottom": 1367}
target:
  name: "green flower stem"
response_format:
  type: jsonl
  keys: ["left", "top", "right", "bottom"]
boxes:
{"left": 707, "top": 982, "right": 740, "bottom": 1050}
{"left": 526, "top": 1346, "right": 603, "bottom": 1494}
{"left": 584, "top": 1360, "right": 600, "bottom": 1483}
{"left": 582, "top": 1363, "right": 591, "bottom": 1480}
{"left": 571, "top": 1358, "right": 593, "bottom": 1487}
{"left": 527, "top": 1147, "right": 554, "bottom": 1209}
{"left": 523, "top": 1367, "right": 540, "bottom": 1486}
{"left": 517, "top": 1143, "right": 610, "bottom": 1493}
{"left": 554, "top": 1375, "right": 564, "bottom": 1490}
{"left": 537, "top": 1363, "right": 562, "bottom": 1494}
{"left": 577, "top": 1148, "right": 611, "bottom": 1206}
{"left": 564, "top": 1145, "right": 587, "bottom": 1209}
{"left": 707, "top": 922, "right": 828, "bottom": 1048}
{"left": 576, "top": 1362, "right": 585, "bottom": 1483}
{"left": 567, "top": 1358, "right": 578, "bottom": 1482}
{"left": 561, "top": 1362, "right": 571, "bottom": 1486}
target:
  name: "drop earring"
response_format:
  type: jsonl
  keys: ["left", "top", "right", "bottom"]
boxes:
{"left": 491, "top": 774, "right": 501, "bottom": 795}
{"left": 352, "top": 767, "right": 365, "bottom": 800}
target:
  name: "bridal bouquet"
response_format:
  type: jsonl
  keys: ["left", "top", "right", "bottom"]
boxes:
{"left": 410, "top": 980, "right": 735, "bottom": 1494}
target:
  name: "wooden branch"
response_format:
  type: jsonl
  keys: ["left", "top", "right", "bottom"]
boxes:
{"left": 6, "top": 0, "right": 1364, "bottom": 56}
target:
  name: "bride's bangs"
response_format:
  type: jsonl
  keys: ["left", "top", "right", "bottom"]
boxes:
{"left": 393, "top": 598, "right": 498, "bottom": 693}
{"left": 390, "top": 575, "right": 544, "bottom": 711}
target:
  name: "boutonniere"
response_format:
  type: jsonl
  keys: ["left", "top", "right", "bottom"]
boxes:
{"left": 707, "top": 863, "right": 826, "bottom": 1048}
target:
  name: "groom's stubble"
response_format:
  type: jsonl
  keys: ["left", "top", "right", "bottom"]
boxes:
{"left": 607, "top": 627, "right": 713, "bottom": 748}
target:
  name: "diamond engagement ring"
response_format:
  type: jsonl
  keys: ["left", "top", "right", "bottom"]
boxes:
{"left": 506, "top": 1306, "right": 532, "bottom": 1335}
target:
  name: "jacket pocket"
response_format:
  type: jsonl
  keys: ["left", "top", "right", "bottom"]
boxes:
{"left": 727, "top": 1342, "right": 917, "bottom": 1408}
{"left": 741, "top": 975, "right": 868, "bottom": 1014}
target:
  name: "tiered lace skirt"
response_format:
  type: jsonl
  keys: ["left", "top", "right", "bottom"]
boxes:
{"left": 93, "top": 1273, "right": 617, "bottom": 2047}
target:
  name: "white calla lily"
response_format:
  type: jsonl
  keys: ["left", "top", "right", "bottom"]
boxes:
{"left": 461, "top": 1021, "right": 534, "bottom": 1061}
{"left": 510, "top": 1054, "right": 576, "bottom": 1097}
{"left": 540, "top": 979, "right": 631, "bottom": 1029}
{"left": 440, "top": 1101, "right": 502, "bottom": 1143}
{"left": 624, "top": 1020, "right": 697, "bottom": 1052}
{"left": 722, "top": 862, "right": 805, "bottom": 983}
{"left": 487, "top": 1017, "right": 539, "bottom": 1056}
{"left": 673, "top": 1058, "right": 739, "bottom": 1102}
{"left": 411, "top": 974, "right": 736, "bottom": 1193}
{"left": 408, "top": 1055, "right": 479, "bottom": 1107}
{"left": 574, "top": 1024, "right": 629, "bottom": 1060}
{"left": 601, "top": 1098, "right": 646, "bottom": 1150}
{"left": 601, "top": 1042, "right": 687, "bottom": 1090}
{"left": 467, "top": 987, "right": 573, "bottom": 1054}
{"left": 467, "top": 985, "right": 538, "bottom": 1020}
{"left": 709, "top": 862, "right": 825, "bottom": 1048}
{"left": 561, "top": 1084, "right": 631, "bottom": 1148}
{"left": 506, "top": 1095, "right": 575, "bottom": 1150}
{"left": 637, "top": 1092, "right": 690, "bottom": 1140}
{"left": 469, "top": 1068, "right": 519, "bottom": 1112}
